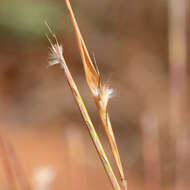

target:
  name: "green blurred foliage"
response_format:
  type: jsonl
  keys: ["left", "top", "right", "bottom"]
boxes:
{"left": 0, "top": 0, "right": 67, "bottom": 41}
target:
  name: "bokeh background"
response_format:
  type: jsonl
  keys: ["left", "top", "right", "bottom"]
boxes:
{"left": 0, "top": 0, "right": 189, "bottom": 190}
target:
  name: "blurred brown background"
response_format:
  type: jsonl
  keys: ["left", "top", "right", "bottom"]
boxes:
{"left": 0, "top": 0, "right": 189, "bottom": 190}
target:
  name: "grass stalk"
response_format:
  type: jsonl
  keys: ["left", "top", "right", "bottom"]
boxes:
{"left": 141, "top": 112, "right": 161, "bottom": 190}
{"left": 64, "top": 1, "right": 127, "bottom": 189}
{"left": 0, "top": 134, "right": 30, "bottom": 190}
{"left": 168, "top": 0, "right": 188, "bottom": 189}
{"left": 47, "top": 32, "right": 121, "bottom": 190}
{"left": 0, "top": 134, "right": 18, "bottom": 190}
{"left": 6, "top": 142, "right": 31, "bottom": 190}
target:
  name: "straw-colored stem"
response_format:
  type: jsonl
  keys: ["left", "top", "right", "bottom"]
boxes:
{"left": 168, "top": 0, "right": 188, "bottom": 189}
{"left": 6, "top": 142, "right": 31, "bottom": 190}
{"left": 0, "top": 134, "right": 18, "bottom": 190}
{"left": 64, "top": 0, "right": 92, "bottom": 64}
{"left": 141, "top": 112, "right": 161, "bottom": 190}
{"left": 64, "top": 1, "right": 127, "bottom": 189}
{"left": 64, "top": 0, "right": 100, "bottom": 91}
{"left": 95, "top": 101, "right": 127, "bottom": 190}
{"left": 59, "top": 57, "right": 121, "bottom": 190}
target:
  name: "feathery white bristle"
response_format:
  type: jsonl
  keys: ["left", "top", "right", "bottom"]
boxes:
{"left": 48, "top": 43, "right": 65, "bottom": 68}
{"left": 106, "top": 88, "right": 114, "bottom": 99}
{"left": 100, "top": 85, "right": 114, "bottom": 110}
{"left": 45, "top": 22, "right": 66, "bottom": 68}
{"left": 92, "top": 88, "right": 99, "bottom": 97}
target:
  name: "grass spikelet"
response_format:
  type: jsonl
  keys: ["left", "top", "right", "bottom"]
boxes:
{"left": 64, "top": 0, "right": 127, "bottom": 189}
{"left": 63, "top": 0, "right": 100, "bottom": 94}
{"left": 46, "top": 27, "right": 121, "bottom": 190}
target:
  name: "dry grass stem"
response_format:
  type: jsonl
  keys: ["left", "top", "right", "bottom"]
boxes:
{"left": 64, "top": 0, "right": 127, "bottom": 189}
{"left": 141, "top": 112, "right": 161, "bottom": 190}
{"left": 0, "top": 134, "right": 30, "bottom": 190}
{"left": 168, "top": 0, "right": 188, "bottom": 189}
{"left": 0, "top": 134, "right": 18, "bottom": 189}
{"left": 47, "top": 29, "right": 121, "bottom": 190}
{"left": 6, "top": 142, "right": 31, "bottom": 190}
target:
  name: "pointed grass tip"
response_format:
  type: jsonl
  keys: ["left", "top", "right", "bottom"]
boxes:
{"left": 44, "top": 21, "right": 65, "bottom": 68}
